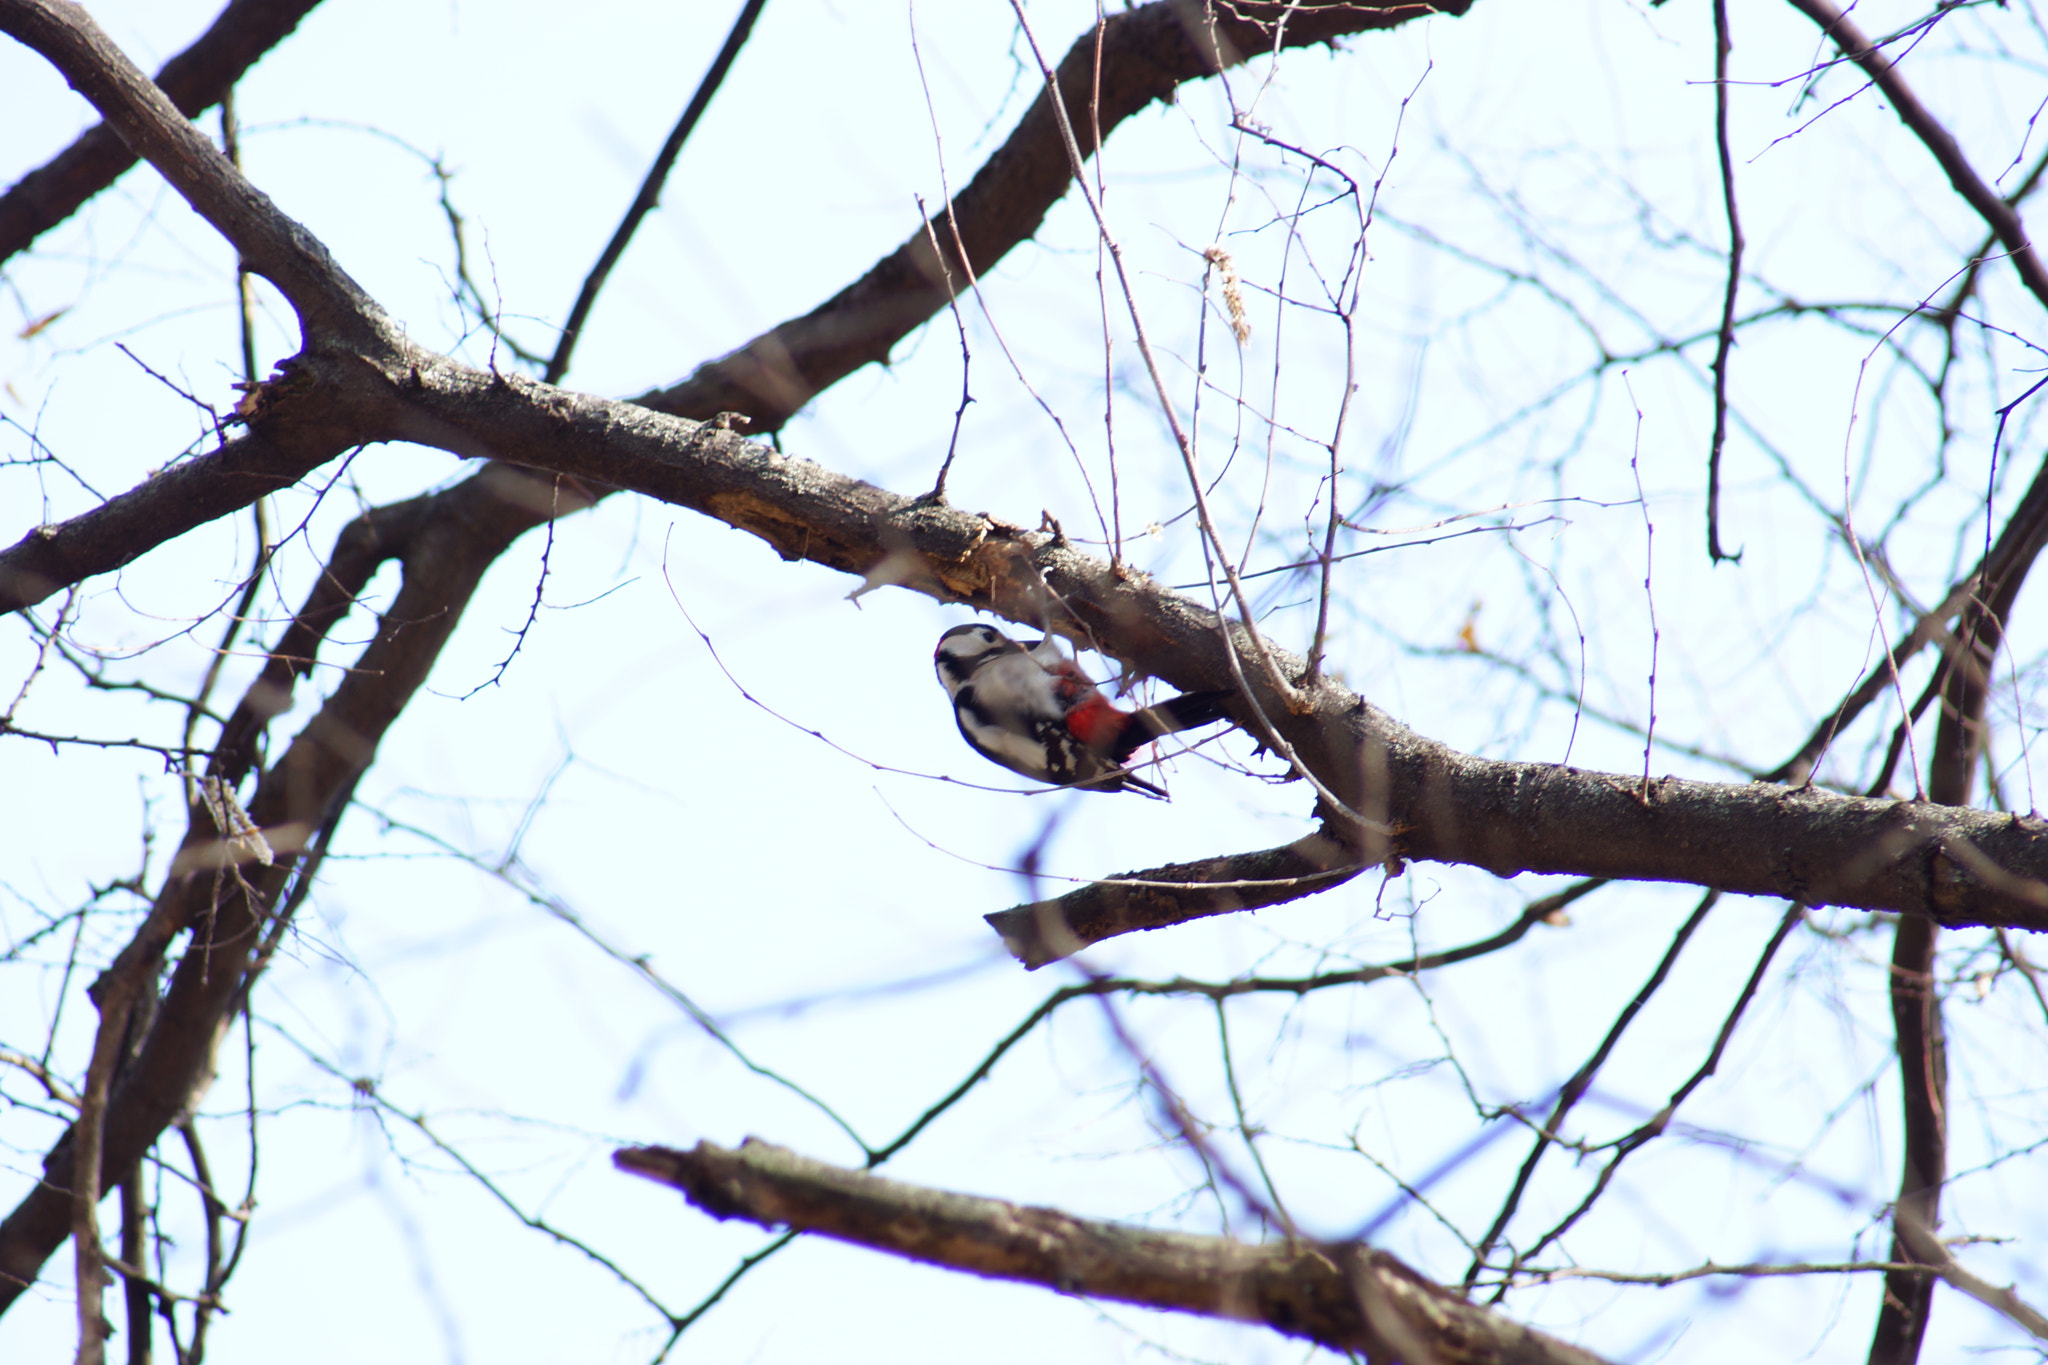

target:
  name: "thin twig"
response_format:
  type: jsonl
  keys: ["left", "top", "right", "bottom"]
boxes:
{"left": 1706, "top": 0, "right": 1745, "bottom": 564}
{"left": 1487, "top": 905, "right": 1803, "bottom": 1298}
{"left": 1623, "top": 376, "right": 1661, "bottom": 796}
{"left": 543, "top": 0, "right": 769, "bottom": 385}
{"left": 1464, "top": 889, "right": 1718, "bottom": 1289}
{"left": 1004, "top": 0, "right": 1301, "bottom": 711}
{"left": 181, "top": 91, "right": 276, "bottom": 784}
{"left": 913, "top": 194, "right": 973, "bottom": 500}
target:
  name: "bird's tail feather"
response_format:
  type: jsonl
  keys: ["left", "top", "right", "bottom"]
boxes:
{"left": 1113, "top": 690, "right": 1234, "bottom": 761}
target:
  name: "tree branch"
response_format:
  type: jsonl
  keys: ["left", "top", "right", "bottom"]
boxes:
{"left": 358, "top": 383, "right": 2048, "bottom": 934}
{"left": 543, "top": 0, "right": 768, "bottom": 386}
{"left": 986, "top": 829, "right": 1367, "bottom": 967}
{"left": 1864, "top": 291, "right": 2046, "bottom": 1356}
{"left": 1785, "top": 0, "right": 2048, "bottom": 311}
{"left": 1871, "top": 912, "right": 1947, "bottom": 1364}
{"left": 19, "top": 343, "right": 2048, "bottom": 939}
{"left": 634, "top": 0, "right": 1472, "bottom": 430}
{"left": 1, "top": 0, "right": 1470, "bottom": 616}
{"left": 1890, "top": 1201, "right": 2048, "bottom": 1341}
{"left": 0, "top": 0, "right": 389, "bottom": 347}
{"left": 0, "top": 0, "right": 326, "bottom": 264}
{"left": 1705, "top": 0, "right": 1744, "bottom": 564}
{"left": 0, "top": 466, "right": 557, "bottom": 1312}
{"left": 0, "top": 368, "right": 369, "bottom": 616}
{"left": 615, "top": 1138, "right": 1614, "bottom": 1365}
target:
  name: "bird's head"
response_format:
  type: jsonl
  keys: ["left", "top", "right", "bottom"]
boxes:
{"left": 934, "top": 623, "right": 1023, "bottom": 697}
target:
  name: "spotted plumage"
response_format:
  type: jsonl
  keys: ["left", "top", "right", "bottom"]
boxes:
{"left": 933, "top": 623, "right": 1232, "bottom": 797}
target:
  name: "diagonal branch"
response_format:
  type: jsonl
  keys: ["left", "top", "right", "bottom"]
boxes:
{"left": 1765, "top": 446, "right": 2048, "bottom": 784}
{"left": 1486, "top": 905, "right": 1803, "bottom": 1296}
{"left": 1464, "top": 889, "right": 1721, "bottom": 1288}
{"left": 0, "top": 372, "right": 370, "bottom": 616}
{"left": 18, "top": 344, "right": 2048, "bottom": 935}
{"left": 1785, "top": 0, "right": 2048, "bottom": 310}
{"left": 0, "top": 0, "right": 1471, "bottom": 619}
{"left": 0, "top": 0, "right": 389, "bottom": 346}
{"left": 634, "top": 0, "right": 1472, "bottom": 430}
{"left": 616, "top": 1138, "right": 1615, "bottom": 1365}
{"left": 0, "top": 0, "right": 326, "bottom": 264}
{"left": 0, "top": 465, "right": 563, "bottom": 1313}
{"left": 543, "top": 0, "right": 769, "bottom": 386}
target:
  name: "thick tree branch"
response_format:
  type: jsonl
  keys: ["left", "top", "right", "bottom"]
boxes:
{"left": 0, "top": 0, "right": 389, "bottom": 347}
{"left": 0, "top": 0, "right": 325, "bottom": 265}
{"left": 0, "top": 465, "right": 558, "bottom": 1312}
{"left": 634, "top": 0, "right": 1471, "bottom": 429}
{"left": 0, "top": 0, "right": 1468, "bottom": 617}
{"left": 0, "top": 360, "right": 371, "bottom": 615}
{"left": 376, "top": 373, "right": 2048, "bottom": 932}
{"left": 616, "top": 1138, "right": 1614, "bottom": 1365}
{"left": 15, "top": 340, "right": 2048, "bottom": 938}
{"left": 32, "top": 340, "right": 2044, "bottom": 939}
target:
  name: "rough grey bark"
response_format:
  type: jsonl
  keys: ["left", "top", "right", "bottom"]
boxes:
{"left": 0, "top": 0, "right": 327, "bottom": 263}
{"left": 618, "top": 1139, "right": 1616, "bottom": 1365}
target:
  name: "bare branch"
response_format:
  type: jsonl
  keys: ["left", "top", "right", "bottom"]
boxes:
{"left": 1871, "top": 913, "right": 1947, "bottom": 1364}
{"left": 1510, "top": 1258, "right": 1924, "bottom": 1288}
{"left": 543, "top": 0, "right": 769, "bottom": 386}
{"left": 616, "top": 1138, "right": 1615, "bottom": 1365}
{"left": 1786, "top": 0, "right": 2048, "bottom": 310}
{"left": 0, "top": 0, "right": 326, "bottom": 264}
{"left": 1891, "top": 1201, "right": 2048, "bottom": 1341}
{"left": 634, "top": 0, "right": 1473, "bottom": 430}
{"left": 0, "top": 384, "right": 362, "bottom": 616}
{"left": 1466, "top": 889, "right": 1721, "bottom": 1287}
{"left": 0, "top": 467, "right": 551, "bottom": 1312}
{"left": 18, "top": 343, "right": 2048, "bottom": 940}
{"left": 0, "top": 0, "right": 389, "bottom": 345}
{"left": 310, "top": 371, "right": 2048, "bottom": 932}
{"left": 1706, "top": 0, "right": 1745, "bottom": 564}
{"left": 986, "top": 829, "right": 1366, "bottom": 967}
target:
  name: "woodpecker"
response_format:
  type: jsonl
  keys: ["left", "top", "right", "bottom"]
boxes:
{"left": 934, "top": 623, "right": 1232, "bottom": 796}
